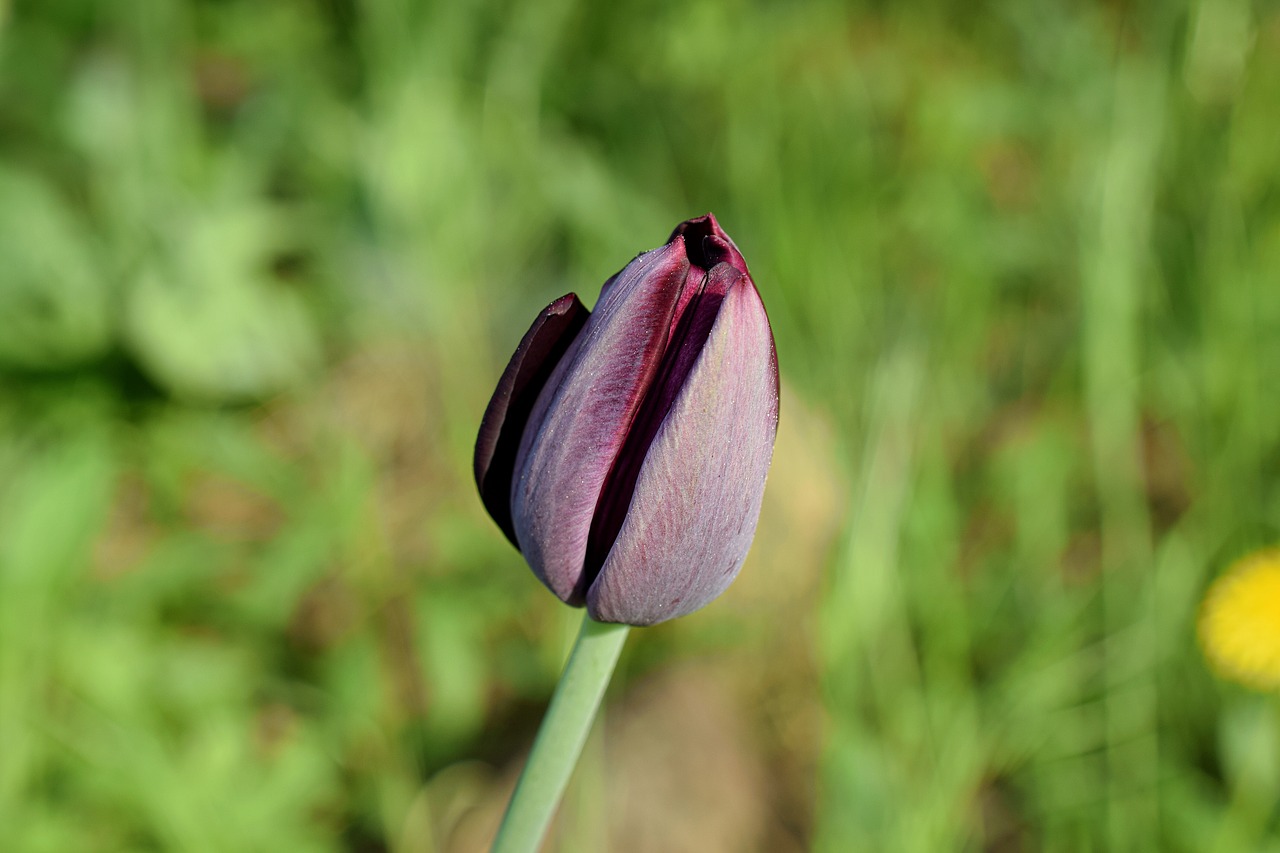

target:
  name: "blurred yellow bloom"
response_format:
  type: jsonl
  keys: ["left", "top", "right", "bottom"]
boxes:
{"left": 1199, "top": 549, "right": 1280, "bottom": 691}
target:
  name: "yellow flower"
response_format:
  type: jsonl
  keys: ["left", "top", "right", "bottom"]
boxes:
{"left": 1199, "top": 548, "right": 1280, "bottom": 691}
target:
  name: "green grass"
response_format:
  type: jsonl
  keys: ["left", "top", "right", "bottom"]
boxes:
{"left": 2, "top": 0, "right": 1279, "bottom": 849}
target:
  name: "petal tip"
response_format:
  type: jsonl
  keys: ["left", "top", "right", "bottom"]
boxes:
{"left": 669, "top": 213, "right": 749, "bottom": 276}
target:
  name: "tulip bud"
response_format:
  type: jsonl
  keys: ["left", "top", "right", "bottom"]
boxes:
{"left": 475, "top": 214, "right": 778, "bottom": 626}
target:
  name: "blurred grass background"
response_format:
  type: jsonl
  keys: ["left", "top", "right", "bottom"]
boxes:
{"left": 1, "top": 0, "right": 1278, "bottom": 850}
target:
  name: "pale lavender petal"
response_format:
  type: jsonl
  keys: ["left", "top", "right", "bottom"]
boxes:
{"left": 586, "top": 271, "right": 779, "bottom": 625}
{"left": 584, "top": 262, "right": 735, "bottom": 580}
{"left": 512, "top": 240, "right": 691, "bottom": 604}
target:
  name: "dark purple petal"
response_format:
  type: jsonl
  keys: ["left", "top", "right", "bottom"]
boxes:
{"left": 474, "top": 293, "right": 589, "bottom": 545}
{"left": 586, "top": 273, "right": 779, "bottom": 625}
{"left": 669, "top": 213, "right": 749, "bottom": 278}
{"left": 511, "top": 241, "right": 691, "bottom": 604}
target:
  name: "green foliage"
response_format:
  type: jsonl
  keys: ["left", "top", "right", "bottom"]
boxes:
{"left": 1, "top": 0, "right": 1278, "bottom": 849}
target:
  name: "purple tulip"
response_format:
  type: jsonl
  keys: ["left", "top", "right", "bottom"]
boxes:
{"left": 474, "top": 214, "right": 778, "bottom": 626}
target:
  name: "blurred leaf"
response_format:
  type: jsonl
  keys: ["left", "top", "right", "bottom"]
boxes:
{"left": 0, "top": 167, "right": 112, "bottom": 369}
{"left": 124, "top": 199, "right": 321, "bottom": 401}
{"left": 0, "top": 432, "right": 115, "bottom": 823}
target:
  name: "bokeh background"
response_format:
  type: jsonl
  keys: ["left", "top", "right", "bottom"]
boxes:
{"left": 2, "top": 0, "right": 1279, "bottom": 850}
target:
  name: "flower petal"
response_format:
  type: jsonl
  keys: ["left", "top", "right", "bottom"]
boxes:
{"left": 584, "top": 262, "right": 736, "bottom": 582}
{"left": 669, "top": 213, "right": 749, "bottom": 278}
{"left": 474, "top": 293, "right": 589, "bottom": 545}
{"left": 512, "top": 241, "right": 691, "bottom": 604}
{"left": 586, "top": 271, "right": 778, "bottom": 625}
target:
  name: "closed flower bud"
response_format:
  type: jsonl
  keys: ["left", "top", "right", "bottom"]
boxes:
{"left": 475, "top": 214, "right": 778, "bottom": 626}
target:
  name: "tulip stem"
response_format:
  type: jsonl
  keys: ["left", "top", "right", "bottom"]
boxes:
{"left": 492, "top": 614, "right": 630, "bottom": 853}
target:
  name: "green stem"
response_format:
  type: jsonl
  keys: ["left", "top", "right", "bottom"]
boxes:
{"left": 492, "top": 614, "right": 630, "bottom": 853}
